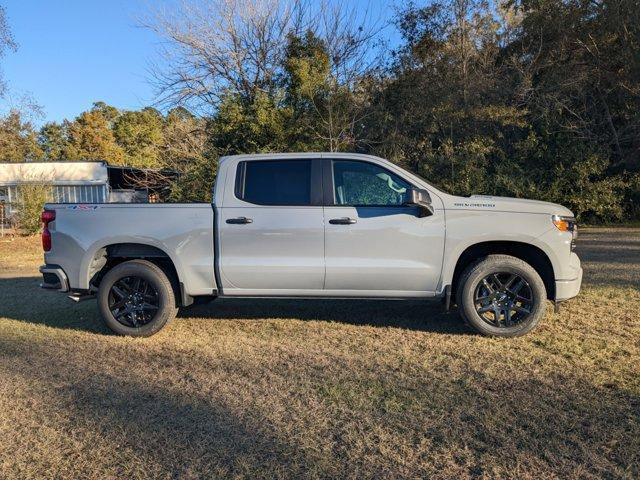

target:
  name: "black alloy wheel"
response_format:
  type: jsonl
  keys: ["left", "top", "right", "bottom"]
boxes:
{"left": 108, "top": 275, "right": 160, "bottom": 328}
{"left": 456, "top": 254, "right": 547, "bottom": 337}
{"left": 473, "top": 272, "right": 533, "bottom": 328}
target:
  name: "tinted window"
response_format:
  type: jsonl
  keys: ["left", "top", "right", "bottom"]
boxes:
{"left": 237, "top": 160, "right": 312, "bottom": 205}
{"left": 332, "top": 161, "right": 411, "bottom": 206}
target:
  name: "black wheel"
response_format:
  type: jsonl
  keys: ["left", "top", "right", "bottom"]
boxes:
{"left": 456, "top": 255, "right": 547, "bottom": 337}
{"left": 98, "top": 260, "right": 178, "bottom": 337}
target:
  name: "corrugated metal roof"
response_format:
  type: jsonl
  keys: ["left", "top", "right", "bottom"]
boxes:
{"left": 0, "top": 161, "right": 109, "bottom": 185}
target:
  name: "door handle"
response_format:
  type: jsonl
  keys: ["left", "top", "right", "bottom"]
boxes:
{"left": 226, "top": 217, "right": 253, "bottom": 225}
{"left": 329, "top": 217, "right": 357, "bottom": 225}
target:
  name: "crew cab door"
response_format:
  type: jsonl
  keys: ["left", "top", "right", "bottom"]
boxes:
{"left": 323, "top": 159, "right": 445, "bottom": 295}
{"left": 218, "top": 158, "right": 325, "bottom": 294}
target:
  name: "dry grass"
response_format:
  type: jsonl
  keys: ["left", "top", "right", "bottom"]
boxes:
{"left": 0, "top": 230, "right": 638, "bottom": 479}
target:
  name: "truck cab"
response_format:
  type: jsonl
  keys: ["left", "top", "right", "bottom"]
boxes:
{"left": 215, "top": 153, "right": 445, "bottom": 297}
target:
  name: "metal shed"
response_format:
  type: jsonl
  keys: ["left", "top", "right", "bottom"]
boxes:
{"left": 0, "top": 161, "right": 109, "bottom": 220}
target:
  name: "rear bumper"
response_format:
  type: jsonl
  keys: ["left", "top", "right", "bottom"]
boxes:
{"left": 39, "top": 265, "right": 69, "bottom": 292}
{"left": 555, "top": 266, "right": 583, "bottom": 302}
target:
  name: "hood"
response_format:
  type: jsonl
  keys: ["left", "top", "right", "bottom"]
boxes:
{"left": 443, "top": 194, "right": 574, "bottom": 216}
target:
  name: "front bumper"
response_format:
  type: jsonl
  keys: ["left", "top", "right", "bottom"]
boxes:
{"left": 39, "top": 265, "right": 69, "bottom": 292}
{"left": 555, "top": 266, "right": 583, "bottom": 302}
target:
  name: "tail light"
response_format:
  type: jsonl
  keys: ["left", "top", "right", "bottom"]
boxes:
{"left": 41, "top": 209, "right": 55, "bottom": 252}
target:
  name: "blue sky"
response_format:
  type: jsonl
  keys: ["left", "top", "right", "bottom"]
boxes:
{"left": 3, "top": 0, "right": 167, "bottom": 125}
{"left": 2, "top": 0, "right": 400, "bottom": 126}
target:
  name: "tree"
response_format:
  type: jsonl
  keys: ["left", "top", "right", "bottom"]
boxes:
{"left": 64, "top": 109, "right": 125, "bottom": 164}
{"left": 361, "top": 0, "right": 633, "bottom": 220}
{"left": 0, "top": 5, "right": 17, "bottom": 98}
{"left": 145, "top": 0, "right": 303, "bottom": 111}
{"left": 14, "top": 183, "right": 51, "bottom": 234}
{"left": 38, "top": 122, "right": 68, "bottom": 161}
{"left": 366, "top": 1, "right": 518, "bottom": 192}
{"left": 210, "top": 91, "right": 290, "bottom": 154}
{"left": 160, "top": 107, "right": 214, "bottom": 202}
{"left": 161, "top": 107, "right": 207, "bottom": 167}
{"left": 146, "top": 0, "right": 380, "bottom": 152}
{"left": 0, "top": 110, "right": 42, "bottom": 161}
{"left": 113, "top": 107, "right": 164, "bottom": 168}
{"left": 91, "top": 101, "right": 120, "bottom": 124}
{"left": 283, "top": 30, "right": 364, "bottom": 151}
{"left": 505, "top": 0, "right": 640, "bottom": 171}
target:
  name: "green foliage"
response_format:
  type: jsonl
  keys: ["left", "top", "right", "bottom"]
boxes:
{"left": 626, "top": 174, "right": 640, "bottom": 220}
{"left": 363, "top": 0, "right": 640, "bottom": 222}
{"left": 283, "top": 30, "right": 362, "bottom": 152}
{"left": 63, "top": 109, "right": 125, "bottom": 164}
{"left": 211, "top": 92, "right": 290, "bottom": 154}
{"left": 113, "top": 108, "right": 164, "bottom": 168}
{"left": 284, "top": 31, "right": 330, "bottom": 105}
{"left": 162, "top": 108, "right": 214, "bottom": 202}
{"left": 168, "top": 154, "right": 217, "bottom": 203}
{"left": 0, "top": 111, "right": 42, "bottom": 162}
{"left": 38, "top": 122, "right": 67, "bottom": 161}
{"left": 14, "top": 183, "right": 50, "bottom": 234}
{"left": 501, "top": 132, "right": 627, "bottom": 220}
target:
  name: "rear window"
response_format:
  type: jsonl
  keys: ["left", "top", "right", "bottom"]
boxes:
{"left": 235, "top": 160, "right": 312, "bottom": 205}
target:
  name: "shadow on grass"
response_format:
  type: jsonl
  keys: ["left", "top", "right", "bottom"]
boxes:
{"left": 0, "top": 276, "right": 108, "bottom": 334}
{"left": 0, "top": 276, "right": 469, "bottom": 335}
{"left": 1, "top": 335, "right": 638, "bottom": 478}
{"left": 180, "top": 297, "right": 469, "bottom": 334}
{"left": 0, "top": 339, "right": 321, "bottom": 478}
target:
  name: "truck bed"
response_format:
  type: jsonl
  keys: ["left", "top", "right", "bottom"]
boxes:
{"left": 43, "top": 203, "right": 216, "bottom": 296}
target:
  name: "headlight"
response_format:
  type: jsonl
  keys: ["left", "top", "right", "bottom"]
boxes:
{"left": 552, "top": 215, "right": 578, "bottom": 249}
{"left": 552, "top": 215, "right": 576, "bottom": 232}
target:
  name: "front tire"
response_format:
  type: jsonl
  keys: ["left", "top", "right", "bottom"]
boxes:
{"left": 456, "top": 255, "right": 547, "bottom": 337}
{"left": 98, "top": 259, "right": 178, "bottom": 337}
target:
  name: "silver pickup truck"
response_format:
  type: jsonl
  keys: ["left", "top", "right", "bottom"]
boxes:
{"left": 40, "top": 153, "right": 582, "bottom": 337}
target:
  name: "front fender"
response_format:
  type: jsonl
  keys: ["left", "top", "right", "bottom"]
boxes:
{"left": 440, "top": 211, "right": 565, "bottom": 291}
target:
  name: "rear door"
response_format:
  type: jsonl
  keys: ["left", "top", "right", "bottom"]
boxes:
{"left": 218, "top": 158, "right": 325, "bottom": 294}
{"left": 323, "top": 158, "right": 445, "bottom": 295}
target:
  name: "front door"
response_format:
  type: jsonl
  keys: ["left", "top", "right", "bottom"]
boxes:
{"left": 323, "top": 159, "right": 445, "bottom": 295}
{"left": 218, "top": 158, "right": 325, "bottom": 294}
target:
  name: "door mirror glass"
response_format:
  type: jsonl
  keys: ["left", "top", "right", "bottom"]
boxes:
{"left": 406, "top": 188, "right": 434, "bottom": 217}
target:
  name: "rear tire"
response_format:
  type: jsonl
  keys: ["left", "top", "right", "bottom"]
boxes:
{"left": 97, "top": 259, "right": 178, "bottom": 337}
{"left": 456, "top": 255, "right": 547, "bottom": 337}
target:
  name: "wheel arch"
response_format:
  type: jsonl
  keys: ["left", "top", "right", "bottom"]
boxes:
{"left": 449, "top": 241, "right": 556, "bottom": 300}
{"left": 84, "top": 242, "right": 190, "bottom": 306}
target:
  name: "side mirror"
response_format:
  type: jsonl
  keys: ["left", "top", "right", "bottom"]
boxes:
{"left": 406, "top": 188, "right": 434, "bottom": 217}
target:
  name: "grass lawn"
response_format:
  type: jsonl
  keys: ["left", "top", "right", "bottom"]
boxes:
{"left": 0, "top": 229, "right": 638, "bottom": 479}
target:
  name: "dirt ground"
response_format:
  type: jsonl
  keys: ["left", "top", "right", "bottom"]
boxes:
{"left": 0, "top": 228, "right": 638, "bottom": 479}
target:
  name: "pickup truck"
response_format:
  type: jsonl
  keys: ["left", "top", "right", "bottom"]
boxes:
{"left": 40, "top": 153, "right": 582, "bottom": 337}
